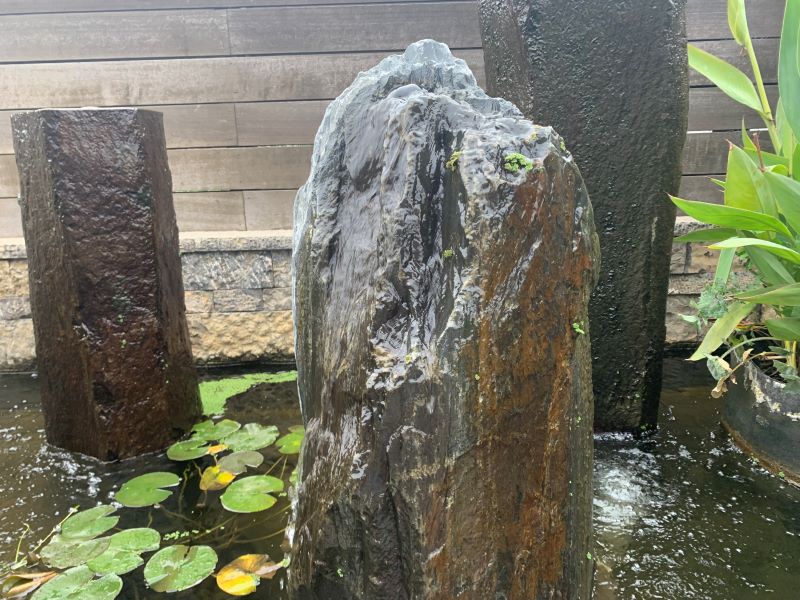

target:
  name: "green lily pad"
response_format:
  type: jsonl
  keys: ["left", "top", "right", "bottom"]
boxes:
{"left": 143, "top": 545, "right": 217, "bottom": 593}
{"left": 166, "top": 438, "right": 210, "bottom": 461}
{"left": 221, "top": 476, "right": 284, "bottom": 513}
{"left": 86, "top": 528, "right": 161, "bottom": 576}
{"left": 60, "top": 505, "right": 118, "bottom": 541}
{"left": 115, "top": 472, "right": 180, "bottom": 507}
{"left": 218, "top": 451, "right": 265, "bottom": 475}
{"left": 41, "top": 537, "right": 111, "bottom": 570}
{"left": 31, "top": 566, "right": 122, "bottom": 600}
{"left": 191, "top": 419, "right": 241, "bottom": 442}
{"left": 222, "top": 423, "right": 279, "bottom": 452}
{"left": 276, "top": 426, "right": 305, "bottom": 455}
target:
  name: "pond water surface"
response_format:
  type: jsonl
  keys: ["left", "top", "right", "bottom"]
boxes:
{"left": 1, "top": 359, "right": 799, "bottom": 598}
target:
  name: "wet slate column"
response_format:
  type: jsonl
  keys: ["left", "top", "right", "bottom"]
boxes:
{"left": 290, "top": 41, "right": 598, "bottom": 600}
{"left": 12, "top": 109, "right": 201, "bottom": 460}
{"left": 478, "top": 0, "right": 689, "bottom": 430}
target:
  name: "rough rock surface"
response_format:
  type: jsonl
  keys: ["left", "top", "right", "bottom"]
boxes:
{"left": 290, "top": 41, "right": 599, "bottom": 600}
{"left": 478, "top": 0, "right": 689, "bottom": 430}
{"left": 11, "top": 109, "right": 201, "bottom": 459}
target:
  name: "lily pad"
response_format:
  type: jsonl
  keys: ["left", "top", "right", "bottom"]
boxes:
{"left": 191, "top": 419, "right": 241, "bottom": 442}
{"left": 220, "top": 476, "right": 284, "bottom": 513}
{"left": 222, "top": 424, "right": 279, "bottom": 452}
{"left": 216, "top": 554, "right": 283, "bottom": 596}
{"left": 218, "top": 451, "right": 264, "bottom": 475}
{"left": 166, "top": 438, "right": 209, "bottom": 461}
{"left": 199, "top": 465, "right": 236, "bottom": 492}
{"left": 276, "top": 426, "right": 305, "bottom": 455}
{"left": 115, "top": 472, "right": 180, "bottom": 507}
{"left": 31, "top": 566, "right": 121, "bottom": 600}
{"left": 60, "top": 505, "right": 118, "bottom": 541}
{"left": 86, "top": 528, "right": 161, "bottom": 576}
{"left": 143, "top": 545, "right": 217, "bottom": 593}
{"left": 41, "top": 537, "right": 111, "bottom": 570}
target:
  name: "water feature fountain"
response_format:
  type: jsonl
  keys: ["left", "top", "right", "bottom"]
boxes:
{"left": 290, "top": 40, "right": 599, "bottom": 599}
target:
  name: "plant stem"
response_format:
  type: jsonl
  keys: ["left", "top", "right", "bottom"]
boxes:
{"left": 13, "top": 524, "right": 31, "bottom": 563}
{"left": 719, "top": 336, "right": 780, "bottom": 361}
{"left": 744, "top": 36, "right": 779, "bottom": 148}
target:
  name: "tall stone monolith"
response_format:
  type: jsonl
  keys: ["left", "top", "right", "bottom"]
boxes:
{"left": 478, "top": 0, "right": 689, "bottom": 430}
{"left": 12, "top": 108, "right": 201, "bottom": 460}
{"left": 290, "top": 40, "right": 599, "bottom": 600}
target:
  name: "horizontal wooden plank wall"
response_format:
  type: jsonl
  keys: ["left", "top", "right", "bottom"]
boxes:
{"left": 0, "top": 0, "right": 785, "bottom": 236}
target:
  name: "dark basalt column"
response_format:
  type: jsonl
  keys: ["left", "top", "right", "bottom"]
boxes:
{"left": 12, "top": 108, "right": 201, "bottom": 460}
{"left": 478, "top": 0, "right": 689, "bottom": 430}
{"left": 290, "top": 41, "right": 599, "bottom": 600}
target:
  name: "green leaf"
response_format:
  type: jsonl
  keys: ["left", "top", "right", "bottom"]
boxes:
{"left": 222, "top": 423, "right": 280, "bottom": 452}
{"left": 766, "top": 317, "right": 800, "bottom": 341}
{"left": 711, "top": 237, "right": 800, "bottom": 264}
{"left": 86, "top": 528, "right": 161, "bottom": 576}
{"left": 776, "top": 100, "right": 797, "bottom": 157}
{"left": 166, "top": 438, "right": 210, "bottom": 461}
{"left": 276, "top": 425, "right": 305, "bottom": 455}
{"left": 765, "top": 171, "right": 800, "bottom": 233}
{"left": 60, "top": 506, "right": 118, "bottom": 542}
{"left": 725, "top": 145, "right": 774, "bottom": 215}
{"left": 218, "top": 451, "right": 265, "bottom": 475}
{"left": 191, "top": 419, "right": 241, "bottom": 442}
{"left": 690, "top": 301, "right": 755, "bottom": 360}
{"left": 727, "top": 0, "right": 750, "bottom": 46}
{"left": 715, "top": 247, "right": 737, "bottom": 287}
{"left": 31, "top": 566, "right": 121, "bottom": 600}
{"left": 688, "top": 44, "right": 763, "bottom": 113}
{"left": 143, "top": 545, "right": 217, "bottom": 593}
{"left": 40, "top": 537, "right": 111, "bottom": 570}
{"left": 115, "top": 472, "right": 180, "bottom": 508}
{"left": 745, "top": 246, "right": 795, "bottom": 285}
{"left": 670, "top": 196, "right": 790, "bottom": 236}
{"left": 779, "top": 0, "right": 800, "bottom": 141}
{"left": 674, "top": 227, "right": 738, "bottom": 243}
{"left": 737, "top": 282, "right": 800, "bottom": 306}
{"left": 221, "top": 476, "right": 284, "bottom": 513}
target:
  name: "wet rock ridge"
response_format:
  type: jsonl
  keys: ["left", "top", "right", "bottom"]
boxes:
{"left": 290, "top": 40, "right": 599, "bottom": 599}
{"left": 11, "top": 109, "right": 201, "bottom": 460}
{"left": 478, "top": 0, "right": 689, "bottom": 431}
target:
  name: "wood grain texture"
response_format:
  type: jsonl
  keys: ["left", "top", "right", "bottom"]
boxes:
{"left": 682, "top": 130, "right": 774, "bottom": 175}
{"left": 0, "top": 10, "right": 229, "bottom": 63}
{"left": 174, "top": 191, "right": 246, "bottom": 231}
{"left": 680, "top": 175, "right": 724, "bottom": 204}
{"left": 244, "top": 190, "right": 296, "bottom": 230}
{"left": 686, "top": 0, "right": 783, "bottom": 40}
{"left": 235, "top": 101, "right": 328, "bottom": 146}
{"left": 690, "top": 38, "right": 778, "bottom": 86}
{"left": 0, "top": 50, "right": 485, "bottom": 110}
{"left": 688, "top": 84, "right": 778, "bottom": 131}
{"left": 228, "top": 2, "right": 480, "bottom": 54}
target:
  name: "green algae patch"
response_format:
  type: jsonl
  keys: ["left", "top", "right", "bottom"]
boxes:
{"left": 200, "top": 371, "right": 297, "bottom": 416}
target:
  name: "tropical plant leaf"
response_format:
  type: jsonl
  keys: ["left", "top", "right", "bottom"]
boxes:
{"left": 737, "top": 282, "right": 800, "bottom": 306}
{"left": 670, "top": 196, "right": 790, "bottom": 236}
{"left": 745, "top": 246, "right": 795, "bottom": 285}
{"left": 199, "top": 466, "right": 237, "bottom": 492}
{"left": 216, "top": 554, "right": 283, "bottom": 596}
{"left": 40, "top": 537, "right": 111, "bottom": 570}
{"left": 766, "top": 317, "right": 800, "bottom": 342}
{"left": 166, "top": 438, "right": 210, "bottom": 461}
{"left": 725, "top": 145, "right": 774, "bottom": 214}
{"left": 727, "top": 0, "right": 750, "bottom": 46}
{"left": 714, "top": 247, "right": 737, "bottom": 287}
{"left": 30, "top": 566, "right": 121, "bottom": 600}
{"left": 218, "top": 451, "right": 265, "bottom": 475}
{"left": 688, "top": 44, "right": 763, "bottom": 113}
{"left": 689, "top": 301, "right": 755, "bottom": 360}
{"left": 779, "top": 0, "right": 800, "bottom": 140}
{"left": 60, "top": 506, "right": 118, "bottom": 542}
{"left": 220, "top": 476, "right": 284, "bottom": 513}
{"left": 674, "top": 227, "right": 738, "bottom": 243}
{"left": 276, "top": 426, "right": 305, "bottom": 455}
{"left": 115, "top": 472, "right": 180, "bottom": 508}
{"left": 765, "top": 171, "right": 800, "bottom": 233}
{"left": 222, "top": 423, "right": 279, "bottom": 452}
{"left": 191, "top": 419, "right": 241, "bottom": 442}
{"left": 86, "top": 528, "right": 161, "bottom": 576}
{"left": 143, "top": 545, "right": 217, "bottom": 593}
{"left": 710, "top": 237, "right": 800, "bottom": 264}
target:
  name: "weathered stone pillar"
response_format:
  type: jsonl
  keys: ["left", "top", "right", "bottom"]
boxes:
{"left": 12, "top": 109, "right": 201, "bottom": 460}
{"left": 289, "top": 41, "right": 598, "bottom": 600}
{"left": 478, "top": 0, "right": 689, "bottom": 430}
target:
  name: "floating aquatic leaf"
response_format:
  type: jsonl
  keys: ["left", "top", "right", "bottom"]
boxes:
{"left": 276, "top": 426, "right": 305, "bottom": 455}
{"left": 166, "top": 438, "right": 210, "bottom": 461}
{"left": 60, "top": 505, "right": 118, "bottom": 541}
{"left": 143, "top": 545, "right": 217, "bottom": 593}
{"left": 86, "top": 528, "right": 161, "bottom": 576}
{"left": 192, "top": 419, "right": 241, "bottom": 442}
{"left": 115, "top": 472, "right": 180, "bottom": 507}
{"left": 218, "top": 451, "right": 264, "bottom": 475}
{"left": 216, "top": 554, "right": 283, "bottom": 596}
{"left": 222, "top": 424, "right": 279, "bottom": 452}
{"left": 221, "top": 476, "right": 284, "bottom": 513}
{"left": 40, "top": 537, "right": 111, "bottom": 570}
{"left": 1, "top": 571, "right": 57, "bottom": 598}
{"left": 30, "top": 566, "right": 121, "bottom": 600}
{"left": 199, "top": 465, "right": 237, "bottom": 491}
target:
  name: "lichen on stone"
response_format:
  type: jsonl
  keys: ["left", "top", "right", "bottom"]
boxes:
{"left": 502, "top": 152, "right": 534, "bottom": 174}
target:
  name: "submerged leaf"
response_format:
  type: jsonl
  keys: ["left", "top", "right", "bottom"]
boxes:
{"left": 115, "top": 472, "right": 180, "bottom": 508}
{"left": 143, "top": 545, "right": 217, "bottom": 593}
{"left": 216, "top": 554, "right": 283, "bottom": 596}
{"left": 221, "top": 476, "right": 284, "bottom": 513}
{"left": 30, "top": 566, "right": 121, "bottom": 600}
{"left": 276, "top": 426, "right": 305, "bottom": 455}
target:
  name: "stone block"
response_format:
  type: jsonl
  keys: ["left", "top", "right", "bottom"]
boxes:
{"left": 213, "top": 289, "right": 263, "bottom": 312}
{"left": 0, "top": 318, "right": 35, "bottom": 371}
{"left": 0, "top": 296, "right": 30, "bottom": 320}
{"left": 665, "top": 295, "right": 705, "bottom": 346}
{"left": 188, "top": 310, "right": 293, "bottom": 364}
{"left": 271, "top": 249, "right": 291, "bottom": 287}
{"left": 0, "top": 259, "right": 29, "bottom": 297}
{"left": 262, "top": 287, "right": 291, "bottom": 311}
{"left": 671, "top": 242, "right": 688, "bottom": 274}
{"left": 184, "top": 290, "right": 213, "bottom": 314}
{"left": 181, "top": 250, "right": 273, "bottom": 291}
